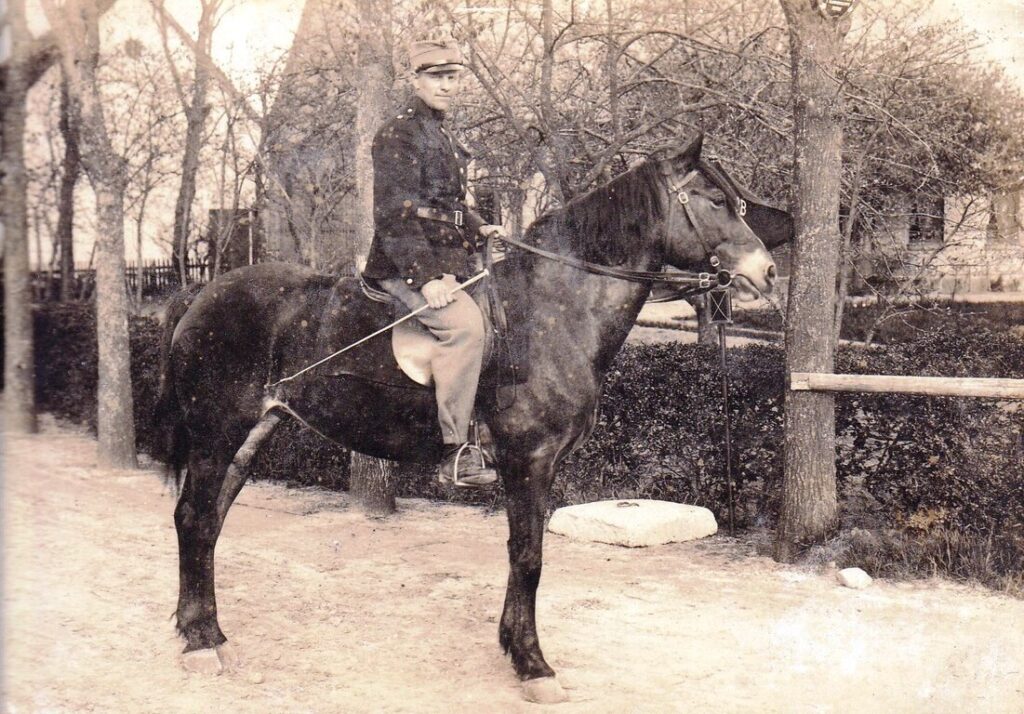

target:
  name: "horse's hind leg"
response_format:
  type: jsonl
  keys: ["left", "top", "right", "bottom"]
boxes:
{"left": 499, "top": 451, "right": 569, "bottom": 704}
{"left": 176, "top": 412, "right": 282, "bottom": 668}
{"left": 175, "top": 446, "right": 231, "bottom": 656}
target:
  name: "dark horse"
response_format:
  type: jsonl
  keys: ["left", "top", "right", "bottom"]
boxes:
{"left": 157, "top": 135, "right": 784, "bottom": 702}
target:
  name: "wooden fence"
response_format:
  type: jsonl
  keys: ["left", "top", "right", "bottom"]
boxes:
{"left": 789, "top": 372, "right": 1024, "bottom": 400}
{"left": 24, "top": 260, "right": 211, "bottom": 301}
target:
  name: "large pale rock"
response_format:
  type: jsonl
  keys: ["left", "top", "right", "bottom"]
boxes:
{"left": 547, "top": 499, "right": 717, "bottom": 547}
{"left": 837, "top": 567, "right": 873, "bottom": 589}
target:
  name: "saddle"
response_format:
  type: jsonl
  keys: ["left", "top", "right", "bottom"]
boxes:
{"left": 312, "top": 275, "right": 529, "bottom": 391}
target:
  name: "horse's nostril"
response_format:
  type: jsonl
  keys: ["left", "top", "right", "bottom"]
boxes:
{"left": 767, "top": 264, "right": 777, "bottom": 282}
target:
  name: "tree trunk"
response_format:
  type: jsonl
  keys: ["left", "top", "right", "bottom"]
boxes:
{"left": 774, "top": 0, "right": 849, "bottom": 561}
{"left": 834, "top": 126, "right": 882, "bottom": 345}
{"left": 57, "top": 72, "right": 81, "bottom": 301}
{"left": 349, "top": 453, "right": 397, "bottom": 516}
{"left": 1, "top": 0, "right": 38, "bottom": 434}
{"left": 833, "top": 200, "right": 860, "bottom": 344}
{"left": 134, "top": 189, "right": 149, "bottom": 305}
{"left": 43, "top": 0, "right": 137, "bottom": 468}
{"left": 93, "top": 182, "right": 138, "bottom": 468}
{"left": 167, "top": 1, "right": 217, "bottom": 286}
{"left": 537, "top": 0, "right": 567, "bottom": 202}
{"left": 348, "top": 0, "right": 398, "bottom": 515}
{"left": 605, "top": 0, "right": 621, "bottom": 148}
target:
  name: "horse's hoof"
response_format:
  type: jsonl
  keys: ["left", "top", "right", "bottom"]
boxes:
{"left": 521, "top": 676, "right": 569, "bottom": 704}
{"left": 216, "top": 641, "right": 242, "bottom": 672}
{"left": 181, "top": 648, "right": 223, "bottom": 675}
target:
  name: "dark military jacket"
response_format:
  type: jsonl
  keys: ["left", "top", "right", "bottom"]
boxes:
{"left": 362, "top": 97, "right": 486, "bottom": 290}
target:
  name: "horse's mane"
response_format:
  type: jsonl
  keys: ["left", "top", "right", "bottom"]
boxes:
{"left": 524, "top": 160, "right": 666, "bottom": 265}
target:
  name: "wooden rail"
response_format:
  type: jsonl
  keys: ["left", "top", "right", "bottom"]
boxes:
{"left": 789, "top": 372, "right": 1024, "bottom": 400}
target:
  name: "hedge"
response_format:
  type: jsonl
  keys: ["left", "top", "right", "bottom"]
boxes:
{"left": 735, "top": 300, "right": 1024, "bottom": 344}
{"left": 10, "top": 302, "right": 1024, "bottom": 586}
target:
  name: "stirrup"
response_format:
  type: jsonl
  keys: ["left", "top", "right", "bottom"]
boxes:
{"left": 438, "top": 443, "right": 498, "bottom": 489}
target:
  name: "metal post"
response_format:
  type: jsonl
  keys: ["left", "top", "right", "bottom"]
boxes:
{"left": 707, "top": 288, "right": 735, "bottom": 535}
{"left": 718, "top": 323, "right": 735, "bottom": 536}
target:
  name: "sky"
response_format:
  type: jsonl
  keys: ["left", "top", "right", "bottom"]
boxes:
{"left": 930, "top": 0, "right": 1024, "bottom": 87}
{"left": 206, "top": 0, "right": 1024, "bottom": 88}
{"left": 26, "top": 0, "right": 305, "bottom": 88}
{"left": 25, "top": 0, "right": 1024, "bottom": 89}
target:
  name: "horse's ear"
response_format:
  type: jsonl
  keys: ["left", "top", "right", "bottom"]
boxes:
{"left": 652, "top": 132, "right": 704, "bottom": 173}
{"left": 678, "top": 132, "right": 704, "bottom": 165}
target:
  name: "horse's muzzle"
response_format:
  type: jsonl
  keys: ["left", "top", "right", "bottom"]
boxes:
{"left": 732, "top": 262, "right": 776, "bottom": 302}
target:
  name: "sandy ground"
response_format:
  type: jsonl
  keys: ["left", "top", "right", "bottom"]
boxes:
{"left": 4, "top": 416, "right": 1024, "bottom": 714}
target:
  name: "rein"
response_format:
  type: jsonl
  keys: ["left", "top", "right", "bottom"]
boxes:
{"left": 498, "top": 233, "right": 731, "bottom": 293}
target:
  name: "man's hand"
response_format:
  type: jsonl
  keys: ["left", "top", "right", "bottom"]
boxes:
{"left": 421, "top": 274, "right": 459, "bottom": 309}
{"left": 478, "top": 224, "right": 507, "bottom": 240}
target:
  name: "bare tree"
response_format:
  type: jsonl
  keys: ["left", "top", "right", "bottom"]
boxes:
{"left": 3, "top": 0, "right": 120, "bottom": 433}
{"left": 55, "top": 69, "right": 82, "bottom": 300}
{"left": 40, "top": 0, "right": 137, "bottom": 468}
{"left": 23, "top": 73, "right": 64, "bottom": 302}
{"left": 2, "top": 0, "right": 38, "bottom": 434}
{"left": 205, "top": 91, "right": 249, "bottom": 275}
{"left": 153, "top": 0, "right": 223, "bottom": 285}
{"left": 112, "top": 38, "right": 182, "bottom": 301}
{"left": 348, "top": 0, "right": 398, "bottom": 515}
{"left": 773, "top": 0, "right": 851, "bottom": 561}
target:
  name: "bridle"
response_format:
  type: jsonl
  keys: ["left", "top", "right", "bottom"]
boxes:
{"left": 663, "top": 160, "right": 748, "bottom": 260}
{"left": 498, "top": 158, "right": 752, "bottom": 298}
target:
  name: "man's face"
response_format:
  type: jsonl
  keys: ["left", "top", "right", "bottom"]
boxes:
{"left": 412, "top": 69, "right": 461, "bottom": 112}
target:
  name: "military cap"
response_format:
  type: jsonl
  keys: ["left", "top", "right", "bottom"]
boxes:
{"left": 409, "top": 38, "right": 464, "bottom": 74}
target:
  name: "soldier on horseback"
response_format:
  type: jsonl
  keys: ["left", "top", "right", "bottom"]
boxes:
{"left": 361, "top": 38, "right": 503, "bottom": 488}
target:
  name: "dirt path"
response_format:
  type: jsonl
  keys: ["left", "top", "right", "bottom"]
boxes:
{"left": 4, "top": 417, "right": 1024, "bottom": 713}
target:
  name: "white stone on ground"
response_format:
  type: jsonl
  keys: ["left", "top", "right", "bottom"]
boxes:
{"left": 837, "top": 567, "right": 873, "bottom": 589}
{"left": 547, "top": 499, "right": 717, "bottom": 547}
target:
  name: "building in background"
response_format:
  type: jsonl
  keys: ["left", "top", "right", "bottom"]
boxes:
{"left": 860, "top": 185, "right": 1024, "bottom": 294}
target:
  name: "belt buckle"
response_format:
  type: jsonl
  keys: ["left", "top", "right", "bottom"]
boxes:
{"left": 453, "top": 210, "right": 464, "bottom": 227}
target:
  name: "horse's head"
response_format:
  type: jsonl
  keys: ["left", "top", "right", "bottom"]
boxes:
{"left": 655, "top": 134, "right": 781, "bottom": 301}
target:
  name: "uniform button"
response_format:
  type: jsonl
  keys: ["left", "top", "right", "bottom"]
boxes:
{"left": 462, "top": 241, "right": 472, "bottom": 249}
{"left": 406, "top": 278, "right": 414, "bottom": 285}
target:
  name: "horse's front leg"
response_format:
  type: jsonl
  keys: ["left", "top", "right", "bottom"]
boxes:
{"left": 499, "top": 450, "right": 569, "bottom": 703}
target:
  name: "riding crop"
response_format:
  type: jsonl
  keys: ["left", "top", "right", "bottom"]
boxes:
{"left": 266, "top": 269, "right": 490, "bottom": 389}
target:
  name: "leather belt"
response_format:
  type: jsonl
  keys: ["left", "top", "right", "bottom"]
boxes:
{"left": 415, "top": 206, "right": 464, "bottom": 227}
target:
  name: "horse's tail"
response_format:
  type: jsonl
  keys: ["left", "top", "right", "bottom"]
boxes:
{"left": 153, "top": 286, "right": 201, "bottom": 491}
